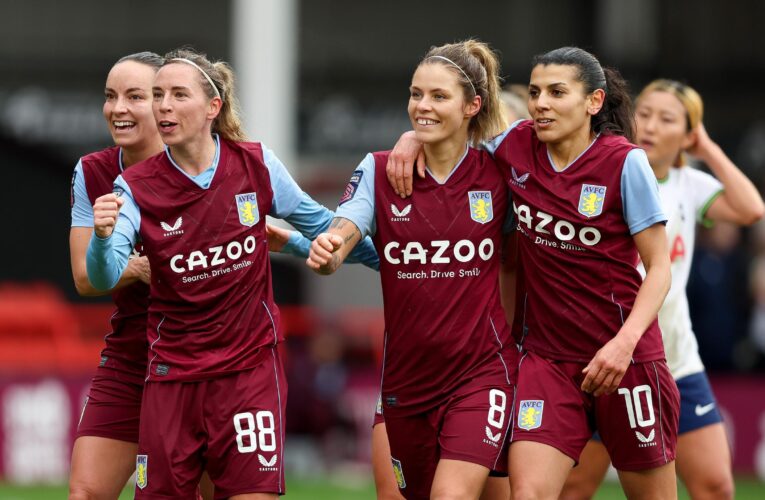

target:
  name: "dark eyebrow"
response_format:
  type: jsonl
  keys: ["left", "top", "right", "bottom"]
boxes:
{"left": 529, "top": 82, "right": 569, "bottom": 89}
{"left": 125, "top": 87, "right": 146, "bottom": 94}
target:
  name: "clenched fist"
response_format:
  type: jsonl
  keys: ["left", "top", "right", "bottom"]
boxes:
{"left": 93, "top": 193, "right": 124, "bottom": 239}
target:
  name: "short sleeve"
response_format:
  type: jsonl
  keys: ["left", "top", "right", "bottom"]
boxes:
{"left": 685, "top": 167, "right": 723, "bottom": 227}
{"left": 71, "top": 160, "right": 94, "bottom": 227}
{"left": 263, "top": 146, "right": 304, "bottom": 218}
{"left": 335, "top": 153, "right": 377, "bottom": 237}
{"left": 112, "top": 175, "right": 141, "bottom": 248}
{"left": 620, "top": 149, "right": 667, "bottom": 234}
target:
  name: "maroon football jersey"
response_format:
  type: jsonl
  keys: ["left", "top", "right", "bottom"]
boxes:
{"left": 81, "top": 147, "right": 149, "bottom": 382}
{"left": 495, "top": 121, "right": 665, "bottom": 363}
{"left": 122, "top": 140, "right": 279, "bottom": 381}
{"left": 372, "top": 148, "right": 515, "bottom": 416}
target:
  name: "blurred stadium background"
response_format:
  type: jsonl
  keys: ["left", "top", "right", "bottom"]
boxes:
{"left": 1, "top": 0, "right": 765, "bottom": 497}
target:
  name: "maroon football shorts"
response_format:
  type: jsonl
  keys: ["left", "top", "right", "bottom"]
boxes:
{"left": 76, "top": 365, "right": 144, "bottom": 443}
{"left": 512, "top": 350, "right": 679, "bottom": 471}
{"left": 134, "top": 347, "right": 287, "bottom": 499}
{"left": 383, "top": 355, "right": 515, "bottom": 500}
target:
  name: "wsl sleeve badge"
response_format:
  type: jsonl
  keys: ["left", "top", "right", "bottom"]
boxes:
{"left": 136, "top": 454, "right": 148, "bottom": 489}
{"left": 339, "top": 169, "right": 363, "bottom": 205}
{"left": 236, "top": 192, "right": 260, "bottom": 227}
{"left": 469, "top": 191, "right": 493, "bottom": 224}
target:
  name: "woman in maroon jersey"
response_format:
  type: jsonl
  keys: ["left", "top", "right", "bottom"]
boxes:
{"left": 307, "top": 40, "right": 517, "bottom": 500}
{"left": 86, "top": 47, "right": 377, "bottom": 499}
{"left": 68, "top": 51, "right": 163, "bottom": 500}
{"left": 69, "top": 51, "right": 217, "bottom": 500}
{"left": 387, "top": 47, "right": 679, "bottom": 499}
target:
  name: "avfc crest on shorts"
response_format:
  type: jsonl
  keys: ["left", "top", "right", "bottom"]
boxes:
{"left": 578, "top": 184, "right": 606, "bottom": 218}
{"left": 391, "top": 457, "right": 406, "bottom": 489}
{"left": 518, "top": 400, "right": 544, "bottom": 430}
{"left": 236, "top": 192, "right": 260, "bottom": 227}
{"left": 136, "top": 454, "right": 148, "bottom": 490}
{"left": 469, "top": 191, "right": 493, "bottom": 224}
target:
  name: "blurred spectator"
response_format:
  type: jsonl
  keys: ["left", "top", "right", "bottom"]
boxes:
{"left": 687, "top": 222, "right": 752, "bottom": 370}
{"left": 500, "top": 83, "right": 530, "bottom": 122}
{"left": 748, "top": 220, "right": 765, "bottom": 369}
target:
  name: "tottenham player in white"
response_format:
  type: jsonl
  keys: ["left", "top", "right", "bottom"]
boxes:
{"left": 561, "top": 80, "right": 764, "bottom": 500}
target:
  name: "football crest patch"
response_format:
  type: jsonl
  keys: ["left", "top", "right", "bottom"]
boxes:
{"left": 517, "top": 400, "right": 544, "bottom": 430}
{"left": 236, "top": 192, "right": 260, "bottom": 227}
{"left": 391, "top": 457, "right": 406, "bottom": 489}
{"left": 578, "top": 184, "right": 606, "bottom": 218}
{"left": 339, "top": 169, "right": 363, "bottom": 205}
{"left": 136, "top": 454, "right": 148, "bottom": 490}
{"left": 469, "top": 191, "right": 493, "bottom": 224}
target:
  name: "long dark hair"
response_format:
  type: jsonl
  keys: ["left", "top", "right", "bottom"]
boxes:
{"left": 532, "top": 47, "right": 634, "bottom": 141}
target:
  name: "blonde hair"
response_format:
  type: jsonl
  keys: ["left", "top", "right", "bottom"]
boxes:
{"left": 500, "top": 84, "right": 530, "bottom": 121}
{"left": 163, "top": 48, "right": 248, "bottom": 142}
{"left": 421, "top": 39, "right": 508, "bottom": 144}
{"left": 637, "top": 79, "right": 704, "bottom": 166}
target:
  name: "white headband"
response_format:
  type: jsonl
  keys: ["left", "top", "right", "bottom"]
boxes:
{"left": 171, "top": 57, "right": 222, "bottom": 100}
{"left": 426, "top": 55, "right": 477, "bottom": 96}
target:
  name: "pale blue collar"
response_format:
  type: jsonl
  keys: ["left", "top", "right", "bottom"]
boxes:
{"left": 164, "top": 134, "right": 221, "bottom": 189}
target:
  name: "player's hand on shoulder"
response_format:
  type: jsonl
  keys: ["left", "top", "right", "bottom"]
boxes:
{"left": 92, "top": 193, "right": 124, "bottom": 238}
{"left": 307, "top": 233, "right": 343, "bottom": 274}
{"left": 386, "top": 131, "right": 425, "bottom": 198}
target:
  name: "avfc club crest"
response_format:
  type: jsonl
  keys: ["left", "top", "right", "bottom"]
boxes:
{"left": 236, "top": 192, "right": 260, "bottom": 227}
{"left": 469, "top": 191, "right": 493, "bottom": 224}
{"left": 578, "top": 184, "right": 606, "bottom": 218}
{"left": 391, "top": 457, "right": 406, "bottom": 489}
{"left": 517, "top": 400, "right": 544, "bottom": 430}
{"left": 136, "top": 454, "right": 148, "bottom": 490}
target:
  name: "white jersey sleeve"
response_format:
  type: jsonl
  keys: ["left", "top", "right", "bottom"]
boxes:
{"left": 685, "top": 166, "right": 724, "bottom": 226}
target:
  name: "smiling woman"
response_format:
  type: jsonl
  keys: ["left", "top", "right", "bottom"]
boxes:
{"left": 306, "top": 40, "right": 517, "bottom": 500}
{"left": 68, "top": 51, "right": 164, "bottom": 500}
{"left": 385, "top": 45, "right": 680, "bottom": 500}
{"left": 84, "top": 47, "right": 378, "bottom": 499}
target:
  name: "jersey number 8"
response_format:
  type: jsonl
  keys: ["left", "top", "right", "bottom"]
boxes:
{"left": 233, "top": 411, "right": 277, "bottom": 453}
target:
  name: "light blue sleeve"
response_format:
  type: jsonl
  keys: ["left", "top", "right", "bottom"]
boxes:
{"left": 85, "top": 176, "right": 141, "bottom": 290}
{"left": 482, "top": 119, "right": 525, "bottom": 156}
{"left": 282, "top": 230, "right": 380, "bottom": 271}
{"left": 281, "top": 191, "right": 380, "bottom": 270}
{"left": 335, "top": 154, "right": 376, "bottom": 237}
{"left": 621, "top": 149, "right": 667, "bottom": 234}
{"left": 263, "top": 146, "right": 304, "bottom": 218}
{"left": 71, "top": 160, "right": 94, "bottom": 227}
